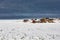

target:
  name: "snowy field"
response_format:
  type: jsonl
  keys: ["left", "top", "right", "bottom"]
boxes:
{"left": 0, "top": 20, "right": 60, "bottom": 40}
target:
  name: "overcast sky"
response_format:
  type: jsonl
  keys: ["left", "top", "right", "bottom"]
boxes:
{"left": 0, "top": 0, "right": 60, "bottom": 13}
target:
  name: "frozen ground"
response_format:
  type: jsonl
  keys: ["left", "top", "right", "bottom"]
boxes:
{"left": 0, "top": 20, "right": 60, "bottom": 40}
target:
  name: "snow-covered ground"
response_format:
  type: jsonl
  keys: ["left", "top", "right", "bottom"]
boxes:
{"left": 0, "top": 20, "right": 60, "bottom": 40}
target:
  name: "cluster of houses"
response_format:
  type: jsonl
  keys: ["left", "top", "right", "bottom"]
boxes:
{"left": 23, "top": 18, "right": 58, "bottom": 23}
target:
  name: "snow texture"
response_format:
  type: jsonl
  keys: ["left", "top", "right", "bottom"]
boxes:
{"left": 0, "top": 20, "right": 60, "bottom": 40}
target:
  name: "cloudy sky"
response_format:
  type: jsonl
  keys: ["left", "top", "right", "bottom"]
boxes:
{"left": 0, "top": 0, "right": 60, "bottom": 13}
{"left": 0, "top": 0, "right": 60, "bottom": 18}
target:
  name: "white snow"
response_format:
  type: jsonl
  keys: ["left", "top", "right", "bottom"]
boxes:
{"left": 0, "top": 19, "right": 60, "bottom": 40}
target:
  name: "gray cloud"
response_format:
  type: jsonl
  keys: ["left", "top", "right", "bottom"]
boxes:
{"left": 0, "top": 0, "right": 60, "bottom": 13}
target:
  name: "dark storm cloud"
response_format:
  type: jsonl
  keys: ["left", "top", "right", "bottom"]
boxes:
{"left": 0, "top": 0, "right": 60, "bottom": 13}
